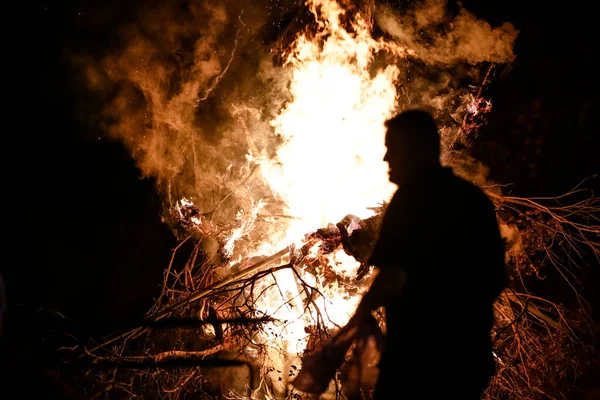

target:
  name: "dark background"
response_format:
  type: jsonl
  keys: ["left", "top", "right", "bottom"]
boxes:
{"left": 3, "top": 0, "right": 599, "bottom": 398}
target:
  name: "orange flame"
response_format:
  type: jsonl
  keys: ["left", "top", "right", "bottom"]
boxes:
{"left": 243, "top": 0, "right": 407, "bottom": 257}
{"left": 219, "top": 0, "right": 408, "bottom": 395}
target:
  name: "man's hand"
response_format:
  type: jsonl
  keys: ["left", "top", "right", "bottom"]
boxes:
{"left": 352, "top": 266, "right": 406, "bottom": 322}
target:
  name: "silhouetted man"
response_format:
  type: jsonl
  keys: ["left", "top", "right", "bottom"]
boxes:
{"left": 353, "top": 110, "right": 508, "bottom": 398}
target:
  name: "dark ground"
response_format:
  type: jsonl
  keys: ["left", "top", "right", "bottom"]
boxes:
{"left": 2, "top": 0, "right": 599, "bottom": 398}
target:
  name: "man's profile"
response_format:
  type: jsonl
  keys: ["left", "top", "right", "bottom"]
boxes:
{"left": 352, "top": 109, "right": 509, "bottom": 398}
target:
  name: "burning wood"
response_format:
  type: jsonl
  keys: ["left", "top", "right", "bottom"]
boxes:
{"left": 71, "top": 182, "right": 598, "bottom": 399}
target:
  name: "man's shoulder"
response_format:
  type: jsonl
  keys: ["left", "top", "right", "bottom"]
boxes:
{"left": 403, "top": 167, "right": 485, "bottom": 197}
{"left": 392, "top": 167, "right": 495, "bottom": 212}
{"left": 445, "top": 171, "right": 494, "bottom": 206}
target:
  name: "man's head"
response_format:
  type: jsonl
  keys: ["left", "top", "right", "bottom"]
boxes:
{"left": 384, "top": 109, "right": 441, "bottom": 185}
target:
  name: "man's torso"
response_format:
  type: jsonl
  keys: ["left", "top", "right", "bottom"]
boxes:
{"left": 369, "top": 167, "right": 506, "bottom": 366}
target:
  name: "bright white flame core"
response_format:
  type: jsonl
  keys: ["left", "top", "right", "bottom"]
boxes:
{"left": 257, "top": 0, "right": 400, "bottom": 254}
{"left": 234, "top": 0, "right": 403, "bottom": 358}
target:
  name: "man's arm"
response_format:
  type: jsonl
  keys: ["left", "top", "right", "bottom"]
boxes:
{"left": 350, "top": 189, "right": 422, "bottom": 321}
{"left": 352, "top": 265, "right": 406, "bottom": 321}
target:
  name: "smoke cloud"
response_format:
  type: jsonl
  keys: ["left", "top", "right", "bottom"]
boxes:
{"left": 375, "top": 0, "right": 518, "bottom": 65}
{"left": 77, "top": 0, "right": 300, "bottom": 240}
{"left": 75, "top": 0, "right": 518, "bottom": 256}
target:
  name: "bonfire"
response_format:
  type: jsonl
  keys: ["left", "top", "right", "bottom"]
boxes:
{"left": 66, "top": 0, "right": 598, "bottom": 398}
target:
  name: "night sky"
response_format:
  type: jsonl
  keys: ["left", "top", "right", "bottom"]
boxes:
{"left": 3, "top": 0, "right": 599, "bottom": 398}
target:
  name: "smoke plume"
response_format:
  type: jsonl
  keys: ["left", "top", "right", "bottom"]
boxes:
{"left": 374, "top": 0, "right": 518, "bottom": 65}
{"left": 76, "top": 0, "right": 518, "bottom": 257}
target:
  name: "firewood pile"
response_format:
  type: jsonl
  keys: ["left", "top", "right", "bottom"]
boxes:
{"left": 58, "top": 180, "right": 599, "bottom": 399}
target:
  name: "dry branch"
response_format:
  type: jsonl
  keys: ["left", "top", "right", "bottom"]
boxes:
{"left": 73, "top": 180, "right": 598, "bottom": 400}
{"left": 85, "top": 246, "right": 292, "bottom": 355}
